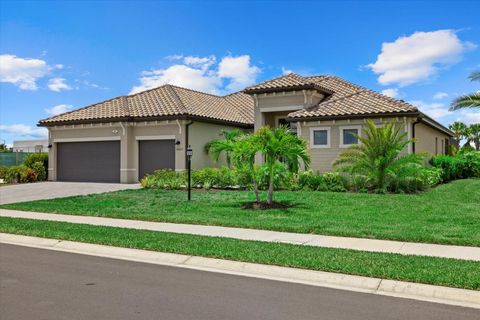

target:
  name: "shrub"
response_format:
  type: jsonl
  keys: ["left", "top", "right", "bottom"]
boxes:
{"left": 430, "top": 155, "right": 465, "bottom": 182}
{"left": 297, "top": 171, "right": 347, "bottom": 192}
{"left": 419, "top": 167, "right": 444, "bottom": 187}
{"left": 461, "top": 151, "right": 480, "bottom": 178}
{"left": 24, "top": 153, "right": 48, "bottom": 171}
{"left": 0, "top": 166, "right": 8, "bottom": 180}
{"left": 31, "top": 161, "right": 47, "bottom": 181}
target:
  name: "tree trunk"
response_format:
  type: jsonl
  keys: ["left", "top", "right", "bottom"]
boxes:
{"left": 252, "top": 180, "right": 261, "bottom": 203}
{"left": 267, "top": 165, "right": 274, "bottom": 205}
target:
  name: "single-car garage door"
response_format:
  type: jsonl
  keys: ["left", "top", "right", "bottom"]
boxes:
{"left": 138, "top": 140, "right": 175, "bottom": 179}
{"left": 57, "top": 141, "right": 120, "bottom": 183}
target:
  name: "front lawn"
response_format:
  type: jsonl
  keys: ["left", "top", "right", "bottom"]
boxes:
{"left": 1, "top": 217, "right": 479, "bottom": 290}
{"left": 2, "top": 179, "right": 479, "bottom": 246}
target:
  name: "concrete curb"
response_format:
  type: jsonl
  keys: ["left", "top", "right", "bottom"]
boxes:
{"left": 2, "top": 209, "right": 480, "bottom": 261}
{"left": 1, "top": 233, "right": 479, "bottom": 309}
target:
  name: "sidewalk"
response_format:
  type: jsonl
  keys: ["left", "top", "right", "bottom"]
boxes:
{"left": 1, "top": 208, "right": 479, "bottom": 261}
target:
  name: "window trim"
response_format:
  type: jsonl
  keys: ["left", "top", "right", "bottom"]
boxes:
{"left": 310, "top": 127, "right": 331, "bottom": 149}
{"left": 339, "top": 125, "right": 361, "bottom": 148}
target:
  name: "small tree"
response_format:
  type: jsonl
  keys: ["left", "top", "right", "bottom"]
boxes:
{"left": 448, "top": 121, "right": 468, "bottom": 147}
{"left": 231, "top": 134, "right": 262, "bottom": 203}
{"left": 256, "top": 126, "right": 310, "bottom": 205}
{"left": 205, "top": 129, "right": 242, "bottom": 168}
{"left": 334, "top": 120, "right": 423, "bottom": 193}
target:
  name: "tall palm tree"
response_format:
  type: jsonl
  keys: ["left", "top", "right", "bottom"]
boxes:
{"left": 256, "top": 126, "right": 310, "bottom": 205}
{"left": 450, "top": 70, "right": 480, "bottom": 110}
{"left": 205, "top": 129, "right": 242, "bottom": 168}
{"left": 448, "top": 121, "right": 468, "bottom": 146}
{"left": 334, "top": 120, "right": 423, "bottom": 192}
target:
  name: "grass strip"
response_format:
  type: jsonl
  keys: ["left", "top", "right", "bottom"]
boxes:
{"left": 1, "top": 217, "right": 479, "bottom": 290}
{"left": 2, "top": 179, "right": 479, "bottom": 247}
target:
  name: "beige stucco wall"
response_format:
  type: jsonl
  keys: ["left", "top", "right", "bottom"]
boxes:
{"left": 298, "top": 117, "right": 413, "bottom": 173}
{"left": 188, "top": 121, "right": 249, "bottom": 169}
{"left": 47, "top": 120, "right": 188, "bottom": 183}
{"left": 414, "top": 122, "right": 449, "bottom": 156}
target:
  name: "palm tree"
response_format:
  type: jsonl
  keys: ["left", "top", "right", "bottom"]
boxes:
{"left": 231, "top": 134, "right": 262, "bottom": 203}
{"left": 465, "top": 124, "right": 480, "bottom": 151}
{"left": 256, "top": 126, "right": 310, "bottom": 205}
{"left": 333, "top": 120, "right": 423, "bottom": 193}
{"left": 450, "top": 70, "right": 480, "bottom": 110}
{"left": 205, "top": 129, "right": 242, "bottom": 168}
{"left": 448, "top": 121, "right": 468, "bottom": 146}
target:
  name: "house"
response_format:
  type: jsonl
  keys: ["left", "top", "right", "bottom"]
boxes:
{"left": 12, "top": 139, "right": 49, "bottom": 153}
{"left": 38, "top": 73, "right": 453, "bottom": 183}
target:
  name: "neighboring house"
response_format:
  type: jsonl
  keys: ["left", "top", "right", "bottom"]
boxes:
{"left": 12, "top": 139, "right": 49, "bottom": 153}
{"left": 38, "top": 73, "right": 453, "bottom": 183}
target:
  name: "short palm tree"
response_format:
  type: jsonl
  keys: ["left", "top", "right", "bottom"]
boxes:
{"left": 256, "top": 126, "right": 310, "bottom": 205}
{"left": 231, "top": 134, "right": 262, "bottom": 202}
{"left": 465, "top": 124, "right": 480, "bottom": 151}
{"left": 449, "top": 70, "right": 480, "bottom": 110}
{"left": 448, "top": 121, "right": 468, "bottom": 146}
{"left": 205, "top": 129, "right": 242, "bottom": 168}
{"left": 334, "top": 120, "right": 423, "bottom": 193}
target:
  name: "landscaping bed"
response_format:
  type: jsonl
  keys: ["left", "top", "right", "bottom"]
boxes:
{"left": 2, "top": 179, "right": 479, "bottom": 246}
{"left": 1, "top": 217, "right": 479, "bottom": 290}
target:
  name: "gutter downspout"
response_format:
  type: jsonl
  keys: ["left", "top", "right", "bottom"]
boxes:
{"left": 412, "top": 117, "right": 422, "bottom": 154}
{"left": 185, "top": 120, "right": 194, "bottom": 169}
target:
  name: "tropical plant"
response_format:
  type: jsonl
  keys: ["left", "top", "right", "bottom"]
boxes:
{"left": 465, "top": 124, "right": 480, "bottom": 151}
{"left": 448, "top": 121, "right": 468, "bottom": 146}
{"left": 205, "top": 129, "right": 243, "bottom": 168}
{"left": 333, "top": 120, "right": 423, "bottom": 193}
{"left": 449, "top": 70, "right": 480, "bottom": 110}
{"left": 231, "top": 134, "right": 262, "bottom": 202}
{"left": 255, "top": 126, "right": 310, "bottom": 204}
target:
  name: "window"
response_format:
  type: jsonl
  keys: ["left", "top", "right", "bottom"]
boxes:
{"left": 310, "top": 127, "right": 330, "bottom": 148}
{"left": 278, "top": 118, "right": 297, "bottom": 135}
{"left": 339, "top": 126, "right": 361, "bottom": 148}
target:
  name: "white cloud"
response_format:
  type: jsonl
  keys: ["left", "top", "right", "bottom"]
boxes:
{"left": 0, "top": 54, "right": 51, "bottom": 90}
{"left": 409, "top": 100, "right": 451, "bottom": 119}
{"left": 368, "top": 30, "right": 475, "bottom": 86}
{"left": 0, "top": 124, "right": 48, "bottom": 137}
{"left": 457, "top": 111, "right": 480, "bottom": 125}
{"left": 130, "top": 54, "right": 260, "bottom": 95}
{"left": 281, "top": 67, "right": 293, "bottom": 75}
{"left": 45, "top": 104, "right": 73, "bottom": 116}
{"left": 47, "top": 77, "right": 72, "bottom": 92}
{"left": 381, "top": 88, "right": 399, "bottom": 98}
{"left": 218, "top": 55, "right": 261, "bottom": 91}
{"left": 433, "top": 92, "right": 449, "bottom": 99}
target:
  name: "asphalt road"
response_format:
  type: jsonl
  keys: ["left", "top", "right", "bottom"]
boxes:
{"left": 0, "top": 244, "right": 478, "bottom": 320}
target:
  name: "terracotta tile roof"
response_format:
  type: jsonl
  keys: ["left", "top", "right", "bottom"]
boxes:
{"left": 243, "top": 73, "right": 334, "bottom": 94}
{"left": 39, "top": 85, "right": 254, "bottom": 126}
{"left": 288, "top": 75, "right": 418, "bottom": 119}
{"left": 39, "top": 73, "right": 420, "bottom": 127}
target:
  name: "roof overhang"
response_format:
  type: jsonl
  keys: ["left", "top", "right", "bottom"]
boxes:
{"left": 286, "top": 111, "right": 421, "bottom": 122}
{"left": 38, "top": 114, "right": 254, "bottom": 129}
{"left": 243, "top": 84, "right": 334, "bottom": 95}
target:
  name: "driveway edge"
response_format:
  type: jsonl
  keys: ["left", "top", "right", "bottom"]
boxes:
{"left": 1, "top": 232, "right": 479, "bottom": 310}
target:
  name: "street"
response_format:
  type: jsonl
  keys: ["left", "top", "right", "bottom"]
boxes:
{"left": 0, "top": 243, "right": 477, "bottom": 320}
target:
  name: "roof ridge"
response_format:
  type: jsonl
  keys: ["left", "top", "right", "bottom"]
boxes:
{"left": 166, "top": 85, "right": 189, "bottom": 114}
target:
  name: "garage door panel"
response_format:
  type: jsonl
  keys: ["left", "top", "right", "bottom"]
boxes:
{"left": 57, "top": 141, "right": 120, "bottom": 183}
{"left": 139, "top": 140, "right": 175, "bottom": 179}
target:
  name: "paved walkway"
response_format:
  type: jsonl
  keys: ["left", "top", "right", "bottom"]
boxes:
{"left": 0, "top": 182, "right": 140, "bottom": 205}
{"left": 2, "top": 209, "right": 479, "bottom": 261}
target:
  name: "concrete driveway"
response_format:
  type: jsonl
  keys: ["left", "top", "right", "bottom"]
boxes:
{"left": 0, "top": 182, "right": 140, "bottom": 205}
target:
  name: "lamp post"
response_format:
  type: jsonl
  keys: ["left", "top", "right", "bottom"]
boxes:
{"left": 186, "top": 145, "right": 193, "bottom": 201}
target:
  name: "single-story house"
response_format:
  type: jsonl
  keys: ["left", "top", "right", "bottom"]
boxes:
{"left": 39, "top": 73, "right": 453, "bottom": 183}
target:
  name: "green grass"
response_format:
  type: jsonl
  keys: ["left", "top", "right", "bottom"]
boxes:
{"left": 2, "top": 179, "right": 480, "bottom": 246}
{"left": 1, "top": 217, "right": 479, "bottom": 290}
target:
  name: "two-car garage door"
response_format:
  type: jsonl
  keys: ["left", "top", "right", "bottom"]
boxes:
{"left": 56, "top": 139, "right": 175, "bottom": 183}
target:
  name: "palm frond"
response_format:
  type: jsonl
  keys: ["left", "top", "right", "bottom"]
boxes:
{"left": 469, "top": 70, "right": 480, "bottom": 82}
{"left": 449, "top": 93, "right": 480, "bottom": 111}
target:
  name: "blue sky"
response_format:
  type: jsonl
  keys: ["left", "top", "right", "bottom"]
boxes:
{"left": 1, "top": 0, "right": 479, "bottom": 145}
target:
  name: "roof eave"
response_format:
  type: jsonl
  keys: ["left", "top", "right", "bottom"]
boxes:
{"left": 243, "top": 84, "right": 334, "bottom": 95}
{"left": 286, "top": 111, "right": 421, "bottom": 122}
